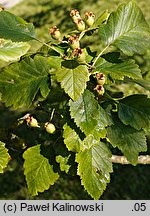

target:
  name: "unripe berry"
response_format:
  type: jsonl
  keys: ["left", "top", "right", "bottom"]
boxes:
{"left": 26, "top": 116, "right": 40, "bottom": 128}
{"left": 68, "top": 35, "right": 80, "bottom": 49}
{"left": 49, "top": 26, "right": 61, "bottom": 40}
{"left": 70, "top": 9, "right": 81, "bottom": 22}
{"left": 44, "top": 122, "right": 56, "bottom": 134}
{"left": 94, "top": 84, "right": 105, "bottom": 96}
{"left": 75, "top": 18, "right": 85, "bottom": 32}
{"left": 84, "top": 12, "right": 95, "bottom": 27}
{"left": 72, "top": 48, "right": 86, "bottom": 62}
{"left": 96, "top": 73, "right": 105, "bottom": 85}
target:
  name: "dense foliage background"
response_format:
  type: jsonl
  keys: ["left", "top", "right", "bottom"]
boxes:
{"left": 0, "top": 0, "right": 150, "bottom": 199}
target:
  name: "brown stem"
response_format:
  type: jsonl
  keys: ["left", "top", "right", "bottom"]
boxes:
{"left": 111, "top": 155, "right": 150, "bottom": 165}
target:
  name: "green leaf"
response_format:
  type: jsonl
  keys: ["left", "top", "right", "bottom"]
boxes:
{"left": 133, "top": 79, "right": 150, "bottom": 91}
{"left": 23, "top": 144, "right": 59, "bottom": 196}
{"left": 107, "top": 118, "right": 147, "bottom": 164}
{"left": 47, "top": 56, "right": 62, "bottom": 69}
{"left": 76, "top": 136, "right": 112, "bottom": 200}
{"left": 0, "top": 56, "right": 50, "bottom": 109}
{"left": 69, "top": 89, "right": 113, "bottom": 139}
{"left": 94, "top": 58, "right": 142, "bottom": 80}
{"left": 56, "top": 155, "right": 71, "bottom": 173}
{"left": 63, "top": 123, "right": 81, "bottom": 152}
{"left": 0, "top": 11, "right": 36, "bottom": 42}
{"left": 55, "top": 60, "right": 89, "bottom": 101}
{"left": 0, "top": 141, "right": 10, "bottom": 173}
{"left": 99, "top": 1, "right": 150, "bottom": 55}
{"left": 118, "top": 94, "right": 150, "bottom": 130}
{"left": 0, "top": 39, "right": 30, "bottom": 62}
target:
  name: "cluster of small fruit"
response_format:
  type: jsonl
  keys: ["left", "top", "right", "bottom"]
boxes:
{"left": 49, "top": 9, "right": 95, "bottom": 63}
{"left": 94, "top": 73, "right": 105, "bottom": 96}
{"left": 18, "top": 114, "right": 56, "bottom": 134}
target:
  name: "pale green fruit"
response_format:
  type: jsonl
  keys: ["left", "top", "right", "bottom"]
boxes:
{"left": 45, "top": 122, "right": 56, "bottom": 134}
{"left": 27, "top": 117, "right": 40, "bottom": 128}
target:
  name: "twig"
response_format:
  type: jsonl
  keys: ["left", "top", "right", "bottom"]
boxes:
{"left": 111, "top": 155, "right": 150, "bottom": 165}
{"left": 36, "top": 39, "right": 64, "bottom": 57}
{"left": 92, "top": 45, "right": 109, "bottom": 67}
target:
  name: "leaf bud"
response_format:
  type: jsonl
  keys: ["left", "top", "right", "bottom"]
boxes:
{"left": 84, "top": 11, "right": 95, "bottom": 27}
{"left": 26, "top": 116, "right": 40, "bottom": 128}
{"left": 72, "top": 48, "right": 86, "bottom": 62}
{"left": 96, "top": 73, "right": 105, "bottom": 85}
{"left": 70, "top": 9, "right": 81, "bottom": 22}
{"left": 68, "top": 35, "right": 80, "bottom": 49}
{"left": 74, "top": 18, "right": 85, "bottom": 32}
{"left": 49, "top": 26, "right": 61, "bottom": 40}
{"left": 94, "top": 84, "right": 105, "bottom": 95}
{"left": 44, "top": 122, "right": 56, "bottom": 134}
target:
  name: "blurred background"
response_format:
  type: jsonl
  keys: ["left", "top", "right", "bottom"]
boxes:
{"left": 0, "top": 0, "right": 150, "bottom": 200}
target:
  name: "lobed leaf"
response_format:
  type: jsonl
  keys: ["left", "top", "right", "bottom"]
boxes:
{"left": 118, "top": 94, "right": 150, "bottom": 130}
{"left": 0, "top": 39, "right": 30, "bottom": 62}
{"left": 0, "top": 10, "right": 36, "bottom": 42}
{"left": 55, "top": 60, "right": 89, "bottom": 101}
{"left": 0, "top": 56, "right": 51, "bottom": 109}
{"left": 94, "top": 58, "right": 142, "bottom": 80}
{"left": 99, "top": 1, "right": 150, "bottom": 55}
{"left": 69, "top": 89, "right": 112, "bottom": 139}
{"left": 55, "top": 155, "right": 71, "bottom": 173}
{"left": 23, "top": 145, "right": 59, "bottom": 196}
{"left": 107, "top": 118, "right": 147, "bottom": 165}
{"left": 0, "top": 141, "right": 10, "bottom": 173}
{"left": 76, "top": 136, "right": 112, "bottom": 200}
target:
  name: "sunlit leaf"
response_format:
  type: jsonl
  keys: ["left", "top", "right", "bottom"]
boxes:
{"left": 99, "top": 1, "right": 150, "bottom": 55}
{"left": 0, "top": 39, "right": 30, "bottom": 62}
{"left": 0, "top": 56, "right": 50, "bottom": 109}
{"left": 23, "top": 145, "right": 59, "bottom": 196}
{"left": 56, "top": 155, "right": 71, "bottom": 173}
{"left": 76, "top": 136, "right": 112, "bottom": 200}
{"left": 63, "top": 123, "right": 81, "bottom": 152}
{"left": 0, "top": 141, "right": 10, "bottom": 173}
{"left": 55, "top": 60, "right": 89, "bottom": 101}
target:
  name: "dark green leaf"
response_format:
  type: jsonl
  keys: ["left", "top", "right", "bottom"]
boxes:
{"left": 101, "top": 52, "right": 121, "bottom": 63}
{"left": 55, "top": 60, "right": 89, "bottom": 101}
{"left": 99, "top": 1, "right": 150, "bottom": 55}
{"left": 0, "top": 56, "right": 50, "bottom": 109}
{"left": 94, "top": 58, "right": 142, "bottom": 80}
{"left": 23, "top": 145, "right": 59, "bottom": 196}
{"left": 133, "top": 79, "right": 150, "bottom": 91}
{"left": 118, "top": 94, "right": 150, "bottom": 130}
{"left": 76, "top": 136, "right": 112, "bottom": 200}
{"left": 107, "top": 119, "right": 147, "bottom": 164}
{"left": 0, "top": 11, "right": 36, "bottom": 42}
{"left": 69, "top": 89, "right": 110, "bottom": 139}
